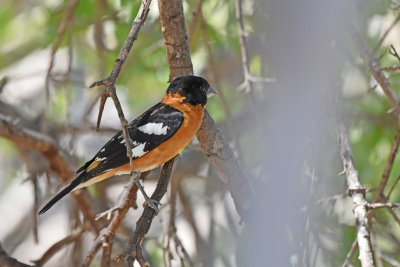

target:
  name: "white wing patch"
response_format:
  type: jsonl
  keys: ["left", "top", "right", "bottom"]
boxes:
{"left": 138, "top": 122, "right": 169, "bottom": 135}
{"left": 131, "top": 142, "right": 147, "bottom": 157}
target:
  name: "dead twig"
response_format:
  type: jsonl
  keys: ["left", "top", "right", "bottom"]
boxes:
{"left": 348, "top": 23, "right": 400, "bottom": 111}
{"left": 89, "top": 0, "right": 153, "bottom": 225}
{"left": 82, "top": 173, "right": 142, "bottom": 267}
{"left": 165, "top": 171, "right": 193, "bottom": 266}
{"left": 32, "top": 223, "right": 89, "bottom": 266}
{"left": 198, "top": 7, "right": 244, "bottom": 161}
{"left": 372, "top": 117, "right": 400, "bottom": 203}
{"left": 389, "top": 44, "right": 400, "bottom": 62}
{"left": 90, "top": 0, "right": 151, "bottom": 129}
{"left": 334, "top": 98, "right": 375, "bottom": 267}
{"left": 45, "top": 0, "right": 80, "bottom": 102}
{"left": 368, "top": 203, "right": 400, "bottom": 209}
{"left": 0, "top": 114, "right": 100, "bottom": 233}
{"left": 234, "top": 0, "right": 274, "bottom": 94}
{"left": 373, "top": 14, "right": 400, "bottom": 54}
{"left": 381, "top": 65, "right": 400, "bottom": 71}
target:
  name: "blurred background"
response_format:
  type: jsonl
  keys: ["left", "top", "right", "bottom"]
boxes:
{"left": 1, "top": 0, "right": 400, "bottom": 266}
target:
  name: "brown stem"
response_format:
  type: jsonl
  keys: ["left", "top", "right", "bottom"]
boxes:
{"left": 117, "top": 156, "right": 178, "bottom": 266}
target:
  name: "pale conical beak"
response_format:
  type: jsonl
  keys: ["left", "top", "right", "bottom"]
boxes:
{"left": 207, "top": 86, "right": 218, "bottom": 98}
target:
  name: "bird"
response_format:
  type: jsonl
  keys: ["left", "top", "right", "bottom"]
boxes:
{"left": 39, "top": 75, "right": 216, "bottom": 215}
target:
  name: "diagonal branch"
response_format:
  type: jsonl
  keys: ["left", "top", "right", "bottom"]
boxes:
{"left": 117, "top": 156, "right": 179, "bottom": 266}
{"left": 158, "top": 0, "right": 259, "bottom": 220}
{"left": 89, "top": 0, "right": 154, "bottom": 223}
{"left": 33, "top": 222, "right": 89, "bottom": 266}
{"left": 45, "top": 0, "right": 80, "bottom": 102}
{"left": 90, "top": 0, "right": 152, "bottom": 130}
{"left": 82, "top": 174, "right": 141, "bottom": 267}
{"left": 334, "top": 99, "right": 375, "bottom": 267}
{"left": 348, "top": 23, "right": 400, "bottom": 110}
{"left": 0, "top": 114, "right": 100, "bottom": 233}
{"left": 234, "top": 0, "right": 274, "bottom": 93}
{"left": 373, "top": 117, "right": 400, "bottom": 203}
{"left": 372, "top": 13, "right": 400, "bottom": 54}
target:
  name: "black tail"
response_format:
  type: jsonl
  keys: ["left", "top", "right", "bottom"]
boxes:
{"left": 38, "top": 174, "right": 83, "bottom": 215}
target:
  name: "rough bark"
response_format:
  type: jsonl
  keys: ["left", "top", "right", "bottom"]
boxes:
{"left": 158, "top": 0, "right": 256, "bottom": 218}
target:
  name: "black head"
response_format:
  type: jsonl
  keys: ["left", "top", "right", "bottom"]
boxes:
{"left": 166, "top": 75, "right": 216, "bottom": 106}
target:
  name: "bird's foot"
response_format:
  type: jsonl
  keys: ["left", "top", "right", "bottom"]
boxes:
{"left": 134, "top": 176, "right": 160, "bottom": 213}
{"left": 143, "top": 198, "right": 160, "bottom": 213}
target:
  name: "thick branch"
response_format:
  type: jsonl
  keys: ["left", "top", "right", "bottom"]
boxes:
{"left": 158, "top": 0, "right": 193, "bottom": 82}
{"left": 158, "top": 0, "right": 257, "bottom": 219}
{"left": 117, "top": 156, "right": 178, "bottom": 266}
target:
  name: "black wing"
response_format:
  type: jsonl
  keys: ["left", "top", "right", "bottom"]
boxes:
{"left": 78, "top": 103, "right": 184, "bottom": 181}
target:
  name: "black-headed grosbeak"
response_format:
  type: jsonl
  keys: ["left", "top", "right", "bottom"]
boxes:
{"left": 39, "top": 75, "right": 216, "bottom": 214}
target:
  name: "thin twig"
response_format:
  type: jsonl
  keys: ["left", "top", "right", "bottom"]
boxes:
{"left": 90, "top": 0, "right": 151, "bottom": 129}
{"left": 334, "top": 97, "right": 375, "bottom": 267}
{"left": 234, "top": 0, "right": 274, "bottom": 94}
{"left": 373, "top": 117, "right": 400, "bottom": 203}
{"left": 380, "top": 254, "right": 400, "bottom": 266}
{"left": 348, "top": 23, "right": 400, "bottom": 110}
{"left": 32, "top": 223, "right": 89, "bottom": 266}
{"left": 82, "top": 174, "right": 141, "bottom": 267}
{"left": 165, "top": 171, "right": 193, "bottom": 266}
{"left": 188, "top": 0, "right": 204, "bottom": 42}
{"left": 0, "top": 114, "right": 100, "bottom": 233}
{"left": 198, "top": 7, "right": 244, "bottom": 161}
{"left": 45, "top": 0, "right": 80, "bottom": 102}
{"left": 373, "top": 14, "right": 400, "bottom": 54}
{"left": 381, "top": 65, "right": 400, "bottom": 71}
{"left": 386, "top": 173, "right": 400, "bottom": 199}
{"left": 368, "top": 203, "right": 400, "bottom": 209}
{"left": 389, "top": 44, "right": 400, "bottom": 62}
{"left": 387, "top": 208, "right": 400, "bottom": 226}
{"left": 89, "top": 0, "right": 153, "bottom": 219}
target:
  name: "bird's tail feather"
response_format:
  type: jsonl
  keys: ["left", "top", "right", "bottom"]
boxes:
{"left": 38, "top": 173, "right": 83, "bottom": 215}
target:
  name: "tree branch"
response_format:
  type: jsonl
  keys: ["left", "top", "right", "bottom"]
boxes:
{"left": 82, "top": 173, "right": 141, "bottom": 267}
{"left": 117, "top": 156, "right": 178, "bottom": 266}
{"left": 32, "top": 223, "right": 89, "bottom": 266}
{"left": 158, "top": 0, "right": 258, "bottom": 220}
{"left": 348, "top": 23, "right": 400, "bottom": 111}
{"left": 0, "top": 114, "right": 100, "bottom": 233}
{"left": 334, "top": 99, "right": 375, "bottom": 267}
{"left": 45, "top": 0, "right": 80, "bottom": 102}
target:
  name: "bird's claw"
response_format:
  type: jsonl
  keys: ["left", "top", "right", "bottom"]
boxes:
{"left": 143, "top": 198, "right": 160, "bottom": 213}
